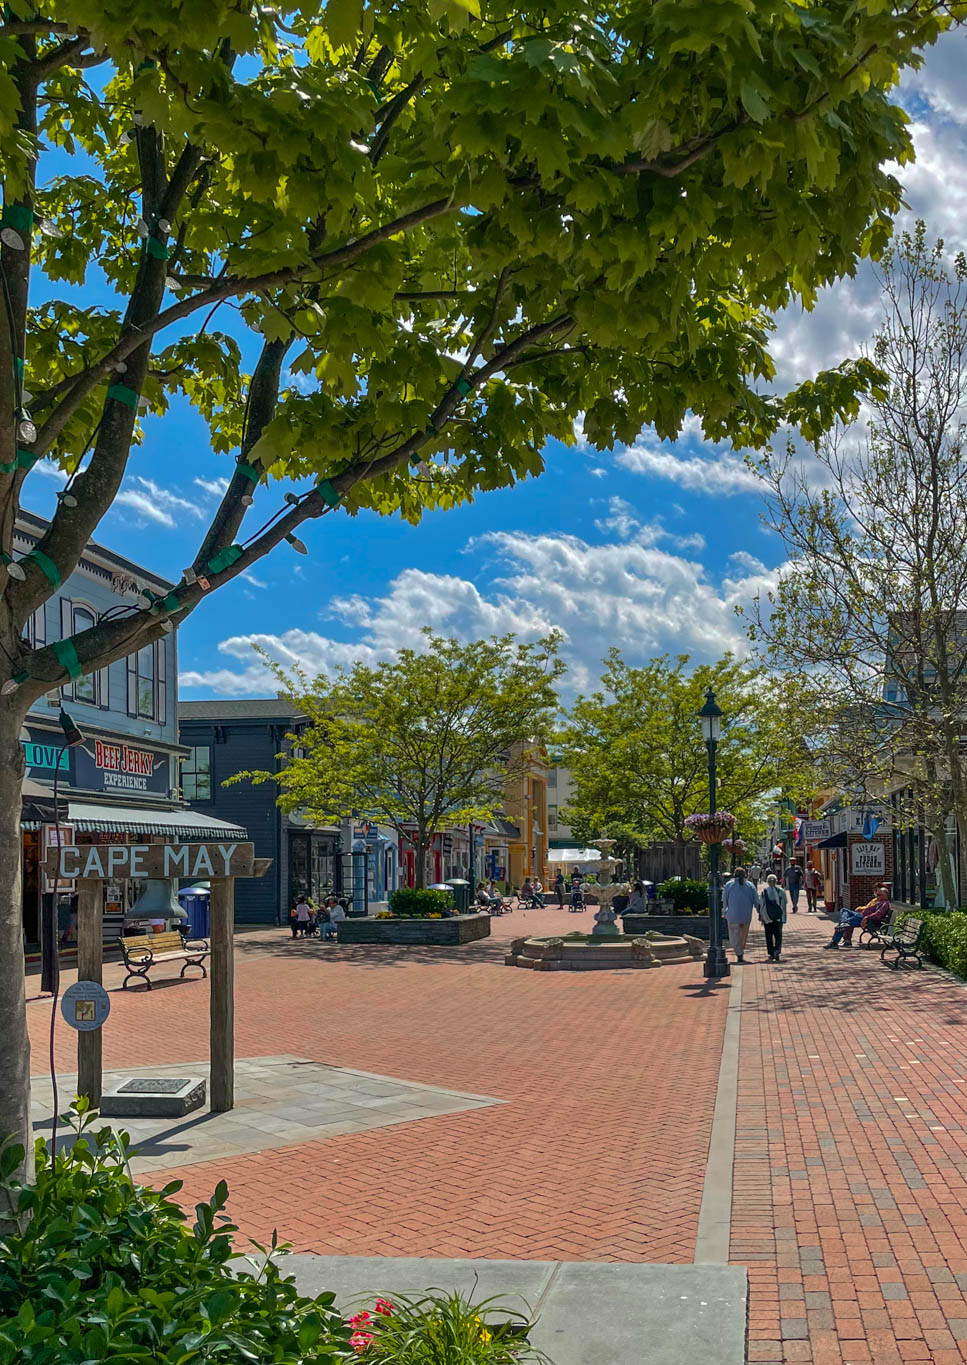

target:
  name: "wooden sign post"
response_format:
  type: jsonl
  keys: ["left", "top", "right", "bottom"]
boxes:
{"left": 45, "top": 841, "right": 270, "bottom": 1113}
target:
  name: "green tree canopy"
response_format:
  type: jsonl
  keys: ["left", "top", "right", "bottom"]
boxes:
{"left": 557, "top": 651, "right": 813, "bottom": 867}
{"left": 0, "top": 0, "right": 957, "bottom": 1167}
{"left": 230, "top": 632, "right": 564, "bottom": 887}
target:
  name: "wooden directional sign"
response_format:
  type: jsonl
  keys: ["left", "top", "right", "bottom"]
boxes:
{"left": 44, "top": 840, "right": 261, "bottom": 881}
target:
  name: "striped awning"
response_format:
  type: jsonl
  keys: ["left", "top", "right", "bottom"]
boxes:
{"left": 67, "top": 801, "right": 247, "bottom": 840}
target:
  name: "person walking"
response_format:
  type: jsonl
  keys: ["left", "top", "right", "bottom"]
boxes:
{"left": 723, "top": 866, "right": 759, "bottom": 964}
{"left": 759, "top": 873, "right": 787, "bottom": 962}
{"left": 294, "top": 895, "right": 312, "bottom": 937}
{"left": 784, "top": 861, "right": 804, "bottom": 913}
{"left": 804, "top": 864, "right": 821, "bottom": 913}
{"left": 554, "top": 870, "right": 566, "bottom": 907}
{"left": 749, "top": 861, "right": 762, "bottom": 887}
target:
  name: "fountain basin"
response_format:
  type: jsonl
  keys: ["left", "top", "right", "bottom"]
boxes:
{"left": 504, "top": 931, "right": 704, "bottom": 971}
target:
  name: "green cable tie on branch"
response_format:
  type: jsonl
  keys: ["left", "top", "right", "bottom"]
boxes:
{"left": 2, "top": 205, "right": 33, "bottom": 232}
{"left": 207, "top": 544, "right": 243, "bottom": 574}
{"left": 107, "top": 383, "right": 139, "bottom": 409}
{"left": 12, "top": 669, "right": 29, "bottom": 687}
{"left": 26, "top": 548, "right": 61, "bottom": 587}
{"left": 236, "top": 461, "right": 259, "bottom": 484}
{"left": 317, "top": 479, "right": 340, "bottom": 508}
{"left": 144, "top": 237, "right": 169, "bottom": 260}
{"left": 14, "top": 356, "right": 23, "bottom": 377}
{"left": 162, "top": 591, "right": 184, "bottom": 613}
{"left": 364, "top": 77, "right": 380, "bottom": 99}
{"left": 53, "top": 638, "right": 81, "bottom": 679}
{"left": 0, "top": 458, "right": 15, "bottom": 475}
{"left": 17, "top": 447, "right": 38, "bottom": 469}
{"left": 454, "top": 376, "right": 472, "bottom": 397}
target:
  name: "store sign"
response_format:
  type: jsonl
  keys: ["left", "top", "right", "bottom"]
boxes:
{"left": 22, "top": 732, "right": 70, "bottom": 775}
{"left": 801, "top": 820, "right": 831, "bottom": 842}
{"left": 45, "top": 841, "right": 257, "bottom": 880}
{"left": 74, "top": 740, "right": 170, "bottom": 796}
{"left": 851, "top": 842, "right": 885, "bottom": 876}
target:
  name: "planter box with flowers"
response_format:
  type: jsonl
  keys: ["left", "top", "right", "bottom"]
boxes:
{"left": 336, "top": 887, "right": 491, "bottom": 945}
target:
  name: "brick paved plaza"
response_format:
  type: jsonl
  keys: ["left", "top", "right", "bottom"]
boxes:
{"left": 26, "top": 904, "right": 967, "bottom": 1363}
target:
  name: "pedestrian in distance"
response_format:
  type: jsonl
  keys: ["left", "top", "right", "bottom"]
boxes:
{"left": 532, "top": 876, "right": 545, "bottom": 907}
{"left": 759, "top": 874, "right": 787, "bottom": 962}
{"left": 554, "top": 870, "right": 566, "bottom": 907}
{"left": 749, "top": 861, "right": 762, "bottom": 887}
{"left": 627, "top": 881, "right": 646, "bottom": 913}
{"left": 294, "top": 895, "right": 312, "bottom": 937}
{"left": 784, "top": 861, "right": 804, "bottom": 913}
{"left": 804, "top": 863, "right": 821, "bottom": 912}
{"left": 723, "top": 866, "right": 759, "bottom": 964}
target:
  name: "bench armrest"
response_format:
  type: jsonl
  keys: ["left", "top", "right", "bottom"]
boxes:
{"left": 183, "top": 937, "right": 209, "bottom": 952}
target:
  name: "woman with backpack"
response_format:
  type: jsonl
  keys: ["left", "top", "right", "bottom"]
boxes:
{"left": 759, "top": 873, "right": 787, "bottom": 963}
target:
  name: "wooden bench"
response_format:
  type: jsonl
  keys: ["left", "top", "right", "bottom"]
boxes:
{"left": 880, "top": 916, "right": 925, "bottom": 970}
{"left": 118, "top": 930, "right": 209, "bottom": 991}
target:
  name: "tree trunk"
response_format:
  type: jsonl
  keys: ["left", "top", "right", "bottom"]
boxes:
{"left": 931, "top": 816, "right": 958, "bottom": 910}
{"left": 0, "top": 710, "right": 31, "bottom": 1181}
{"left": 415, "top": 834, "right": 427, "bottom": 889}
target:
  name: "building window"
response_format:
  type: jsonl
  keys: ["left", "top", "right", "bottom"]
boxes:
{"left": 182, "top": 746, "right": 212, "bottom": 801}
{"left": 548, "top": 805, "right": 558, "bottom": 831}
{"left": 127, "top": 639, "right": 167, "bottom": 722}
{"left": 63, "top": 600, "right": 107, "bottom": 708}
{"left": 548, "top": 768, "right": 557, "bottom": 789}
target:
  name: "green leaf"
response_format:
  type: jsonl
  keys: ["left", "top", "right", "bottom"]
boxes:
{"left": 739, "top": 80, "right": 772, "bottom": 123}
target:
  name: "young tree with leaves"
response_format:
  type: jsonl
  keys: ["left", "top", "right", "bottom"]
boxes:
{"left": 751, "top": 225, "right": 967, "bottom": 909}
{"left": 0, "top": 0, "right": 954, "bottom": 1164}
{"left": 229, "top": 633, "right": 563, "bottom": 888}
{"left": 558, "top": 651, "right": 812, "bottom": 874}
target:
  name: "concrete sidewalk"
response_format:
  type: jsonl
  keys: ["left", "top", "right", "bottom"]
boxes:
{"left": 261, "top": 1254, "right": 748, "bottom": 1365}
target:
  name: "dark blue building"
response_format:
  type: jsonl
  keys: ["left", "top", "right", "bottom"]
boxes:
{"left": 178, "top": 699, "right": 345, "bottom": 924}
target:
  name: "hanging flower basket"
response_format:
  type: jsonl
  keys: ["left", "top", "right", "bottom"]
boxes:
{"left": 721, "top": 837, "right": 747, "bottom": 858}
{"left": 685, "top": 811, "right": 737, "bottom": 845}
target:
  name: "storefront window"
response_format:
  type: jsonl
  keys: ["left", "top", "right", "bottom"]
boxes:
{"left": 290, "top": 834, "right": 309, "bottom": 903}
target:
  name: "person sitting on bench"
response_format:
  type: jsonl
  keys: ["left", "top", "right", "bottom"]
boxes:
{"left": 824, "top": 885, "right": 891, "bottom": 949}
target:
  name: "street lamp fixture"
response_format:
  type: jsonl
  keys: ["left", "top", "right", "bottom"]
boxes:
{"left": 698, "top": 688, "right": 729, "bottom": 980}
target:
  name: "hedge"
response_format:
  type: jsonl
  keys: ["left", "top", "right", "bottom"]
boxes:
{"left": 656, "top": 878, "right": 709, "bottom": 914}
{"left": 387, "top": 887, "right": 454, "bottom": 917}
{"left": 898, "top": 908, "right": 967, "bottom": 977}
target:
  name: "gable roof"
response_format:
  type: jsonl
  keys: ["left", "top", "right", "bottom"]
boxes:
{"left": 178, "top": 698, "right": 304, "bottom": 721}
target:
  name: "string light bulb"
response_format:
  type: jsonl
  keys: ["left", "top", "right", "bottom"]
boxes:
{"left": 160, "top": 618, "right": 174, "bottom": 633}
{"left": 1, "top": 554, "right": 26, "bottom": 581}
{"left": 285, "top": 533, "right": 308, "bottom": 555}
{"left": 158, "top": 217, "right": 171, "bottom": 234}
{"left": 121, "top": 127, "right": 138, "bottom": 144}
{"left": 182, "top": 567, "right": 198, "bottom": 584}
{"left": 136, "top": 218, "right": 150, "bottom": 238}
{"left": 0, "top": 227, "right": 25, "bottom": 250}
{"left": 284, "top": 492, "right": 300, "bottom": 506}
{"left": 16, "top": 409, "right": 36, "bottom": 443}
{"left": 1, "top": 678, "right": 20, "bottom": 696}
{"left": 56, "top": 490, "right": 78, "bottom": 508}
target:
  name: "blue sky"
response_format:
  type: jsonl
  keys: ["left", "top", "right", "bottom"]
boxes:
{"left": 26, "top": 28, "right": 967, "bottom": 701}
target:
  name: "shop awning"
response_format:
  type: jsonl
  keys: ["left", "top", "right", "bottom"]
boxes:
{"left": 815, "top": 831, "right": 848, "bottom": 850}
{"left": 483, "top": 817, "right": 520, "bottom": 839}
{"left": 547, "top": 847, "right": 608, "bottom": 864}
{"left": 67, "top": 801, "right": 248, "bottom": 840}
{"left": 22, "top": 777, "right": 64, "bottom": 829}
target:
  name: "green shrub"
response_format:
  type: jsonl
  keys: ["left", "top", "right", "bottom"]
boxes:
{"left": 346, "top": 1290, "right": 546, "bottom": 1362}
{"left": 0, "top": 1105, "right": 349, "bottom": 1364}
{"left": 901, "top": 909, "right": 967, "bottom": 977}
{"left": 657, "top": 878, "right": 709, "bottom": 913}
{"left": 387, "top": 887, "right": 454, "bottom": 917}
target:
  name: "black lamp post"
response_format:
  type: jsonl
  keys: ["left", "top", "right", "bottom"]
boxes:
{"left": 699, "top": 687, "right": 729, "bottom": 980}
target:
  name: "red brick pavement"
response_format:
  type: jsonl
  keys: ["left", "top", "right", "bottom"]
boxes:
{"left": 734, "top": 908, "right": 967, "bottom": 1365}
{"left": 26, "top": 907, "right": 727, "bottom": 1262}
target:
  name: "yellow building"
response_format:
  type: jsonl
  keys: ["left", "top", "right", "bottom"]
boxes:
{"left": 500, "top": 742, "right": 550, "bottom": 887}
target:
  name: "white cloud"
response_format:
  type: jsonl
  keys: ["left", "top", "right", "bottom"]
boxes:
{"left": 194, "top": 475, "right": 230, "bottom": 498}
{"left": 180, "top": 527, "right": 780, "bottom": 698}
{"left": 616, "top": 429, "right": 763, "bottom": 495}
{"left": 594, "top": 496, "right": 639, "bottom": 540}
{"left": 241, "top": 571, "right": 267, "bottom": 588}
{"left": 115, "top": 477, "right": 205, "bottom": 528}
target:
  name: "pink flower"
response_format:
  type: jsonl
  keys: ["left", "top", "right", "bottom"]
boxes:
{"left": 374, "top": 1298, "right": 395, "bottom": 1316}
{"left": 350, "top": 1330, "right": 374, "bottom": 1352}
{"left": 348, "top": 1311, "right": 372, "bottom": 1327}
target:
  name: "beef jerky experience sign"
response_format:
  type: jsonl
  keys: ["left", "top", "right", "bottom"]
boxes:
{"left": 44, "top": 842, "right": 257, "bottom": 881}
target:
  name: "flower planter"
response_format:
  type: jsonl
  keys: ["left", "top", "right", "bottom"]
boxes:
{"left": 336, "top": 912, "right": 491, "bottom": 945}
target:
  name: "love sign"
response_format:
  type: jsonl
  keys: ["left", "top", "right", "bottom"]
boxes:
{"left": 44, "top": 841, "right": 259, "bottom": 880}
